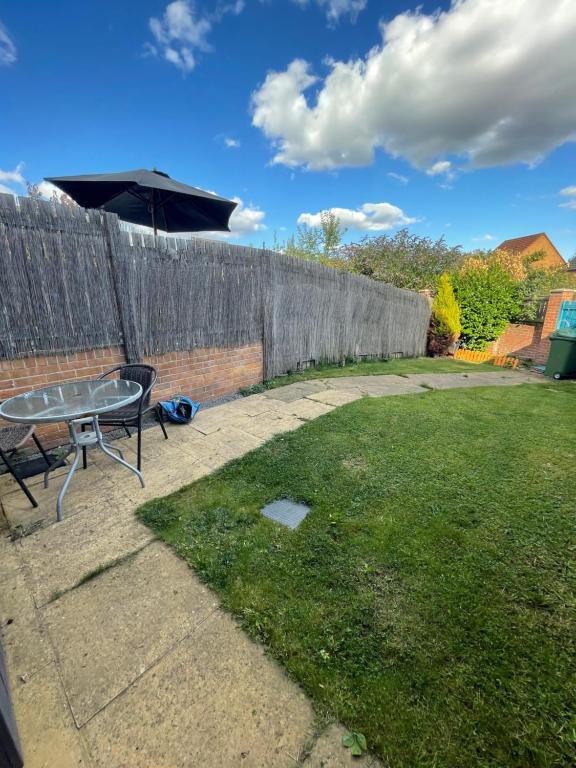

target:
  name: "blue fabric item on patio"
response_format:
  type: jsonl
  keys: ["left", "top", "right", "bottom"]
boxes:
{"left": 159, "top": 396, "right": 200, "bottom": 424}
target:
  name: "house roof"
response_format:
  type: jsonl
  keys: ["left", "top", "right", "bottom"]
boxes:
{"left": 496, "top": 233, "right": 546, "bottom": 254}
{"left": 496, "top": 232, "right": 565, "bottom": 265}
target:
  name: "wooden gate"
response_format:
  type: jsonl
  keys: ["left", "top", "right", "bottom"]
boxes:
{"left": 557, "top": 300, "right": 576, "bottom": 329}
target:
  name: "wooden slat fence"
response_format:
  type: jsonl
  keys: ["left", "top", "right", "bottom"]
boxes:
{"left": 0, "top": 193, "right": 430, "bottom": 377}
{"left": 454, "top": 349, "right": 519, "bottom": 368}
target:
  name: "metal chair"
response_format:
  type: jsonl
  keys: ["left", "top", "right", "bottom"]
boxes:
{"left": 82, "top": 364, "right": 168, "bottom": 471}
{"left": 0, "top": 423, "right": 51, "bottom": 508}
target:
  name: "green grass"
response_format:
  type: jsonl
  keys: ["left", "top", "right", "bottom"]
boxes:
{"left": 238, "top": 356, "right": 501, "bottom": 395}
{"left": 138, "top": 383, "right": 576, "bottom": 767}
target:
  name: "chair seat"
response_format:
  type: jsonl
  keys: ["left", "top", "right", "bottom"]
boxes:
{"left": 98, "top": 406, "right": 141, "bottom": 423}
{"left": 0, "top": 424, "right": 33, "bottom": 452}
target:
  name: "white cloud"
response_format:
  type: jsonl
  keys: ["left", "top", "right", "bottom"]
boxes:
{"left": 224, "top": 137, "right": 241, "bottom": 148}
{"left": 387, "top": 172, "right": 408, "bottom": 185}
{"left": 35, "top": 180, "right": 62, "bottom": 200}
{"left": 298, "top": 202, "right": 416, "bottom": 232}
{"left": 472, "top": 233, "right": 497, "bottom": 242}
{"left": 0, "top": 162, "right": 25, "bottom": 188}
{"left": 149, "top": 0, "right": 211, "bottom": 72}
{"left": 252, "top": 0, "right": 576, "bottom": 173}
{"left": 148, "top": 0, "right": 245, "bottom": 72}
{"left": 560, "top": 186, "right": 576, "bottom": 210}
{"left": 426, "top": 161, "right": 452, "bottom": 177}
{"left": 201, "top": 197, "right": 266, "bottom": 239}
{"left": 0, "top": 21, "right": 16, "bottom": 65}
{"left": 293, "top": 0, "right": 366, "bottom": 25}
{"left": 228, "top": 197, "right": 266, "bottom": 235}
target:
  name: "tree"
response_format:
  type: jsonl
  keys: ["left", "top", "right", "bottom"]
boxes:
{"left": 428, "top": 273, "right": 461, "bottom": 355}
{"left": 285, "top": 211, "right": 346, "bottom": 261}
{"left": 452, "top": 262, "right": 522, "bottom": 350}
{"left": 334, "top": 229, "right": 464, "bottom": 291}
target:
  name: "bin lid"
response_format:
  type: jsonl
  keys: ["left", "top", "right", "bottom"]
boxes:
{"left": 550, "top": 327, "right": 576, "bottom": 340}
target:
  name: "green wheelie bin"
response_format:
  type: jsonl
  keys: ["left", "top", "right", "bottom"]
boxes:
{"left": 545, "top": 328, "right": 576, "bottom": 379}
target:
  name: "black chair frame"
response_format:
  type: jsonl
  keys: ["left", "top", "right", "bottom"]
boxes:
{"left": 0, "top": 429, "right": 51, "bottom": 509}
{"left": 82, "top": 364, "right": 168, "bottom": 472}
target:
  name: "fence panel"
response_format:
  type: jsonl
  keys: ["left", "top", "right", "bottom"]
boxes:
{"left": 0, "top": 193, "right": 430, "bottom": 377}
{"left": 262, "top": 252, "right": 430, "bottom": 378}
{"left": 113, "top": 232, "right": 265, "bottom": 360}
{"left": 0, "top": 194, "right": 123, "bottom": 357}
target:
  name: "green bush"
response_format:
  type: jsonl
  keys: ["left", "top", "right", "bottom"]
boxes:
{"left": 428, "top": 273, "right": 461, "bottom": 356}
{"left": 432, "top": 273, "right": 461, "bottom": 339}
{"left": 331, "top": 229, "right": 465, "bottom": 291}
{"left": 453, "top": 263, "right": 522, "bottom": 350}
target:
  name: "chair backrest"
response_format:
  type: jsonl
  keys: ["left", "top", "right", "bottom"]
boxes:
{"left": 98, "top": 364, "right": 157, "bottom": 409}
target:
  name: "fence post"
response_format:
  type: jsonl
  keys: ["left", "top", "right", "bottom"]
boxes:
{"left": 101, "top": 212, "right": 142, "bottom": 363}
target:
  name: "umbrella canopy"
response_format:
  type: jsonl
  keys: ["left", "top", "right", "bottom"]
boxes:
{"left": 45, "top": 169, "right": 237, "bottom": 235}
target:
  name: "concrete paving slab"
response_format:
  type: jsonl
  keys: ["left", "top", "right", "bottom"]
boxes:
{"left": 402, "top": 371, "right": 540, "bottom": 389}
{"left": 83, "top": 609, "right": 314, "bottom": 768}
{"left": 17, "top": 497, "right": 155, "bottom": 607}
{"left": 93, "top": 447, "right": 211, "bottom": 500}
{"left": 236, "top": 395, "right": 290, "bottom": 415}
{"left": 0, "top": 541, "right": 53, "bottom": 680}
{"left": 306, "top": 390, "right": 363, "bottom": 406}
{"left": 212, "top": 425, "right": 266, "bottom": 452}
{"left": 242, "top": 416, "right": 305, "bottom": 440}
{"left": 263, "top": 382, "right": 327, "bottom": 403}
{"left": 303, "top": 725, "right": 382, "bottom": 768}
{"left": 278, "top": 399, "right": 335, "bottom": 420}
{"left": 1, "top": 463, "right": 114, "bottom": 530}
{"left": 44, "top": 542, "right": 218, "bottom": 727}
{"left": 320, "top": 375, "right": 408, "bottom": 391}
{"left": 0, "top": 532, "right": 24, "bottom": 577}
{"left": 12, "top": 662, "right": 94, "bottom": 768}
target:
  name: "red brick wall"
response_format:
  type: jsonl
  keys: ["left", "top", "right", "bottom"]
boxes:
{"left": 490, "top": 289, "right": 575, "bottom": 364}
{"left": 0, "top": 343, "right": 263, "bottom": 448}
{"left": 144, "top": 344, "right": 263, "bottom": 403}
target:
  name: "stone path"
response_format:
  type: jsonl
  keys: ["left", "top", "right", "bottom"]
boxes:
{"left": 0, "top": 369, "right": 542, "bottom": 767}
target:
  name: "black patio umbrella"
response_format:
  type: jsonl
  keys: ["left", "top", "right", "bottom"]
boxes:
{"left": 45, "top": 168, "right": 237, "bottom": 236}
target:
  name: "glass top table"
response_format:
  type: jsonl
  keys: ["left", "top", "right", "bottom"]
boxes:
{"left": 0, "top": 380, "right": 142, "bottom": 424}
{"left": 0, "top": 380, "right": 146, "bottom": 521}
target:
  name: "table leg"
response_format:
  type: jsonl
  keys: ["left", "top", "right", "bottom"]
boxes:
{"left": 56, "top": 423, "right": 82, "bottom": 522}
{"left": 54, "top": 417, "right": 144, "bottom": 522}
{"left": 93, "top": 418, "right": 145, "bottom": 488}
{"left": 44, "top": 445, "right": 74, "bottom": 489}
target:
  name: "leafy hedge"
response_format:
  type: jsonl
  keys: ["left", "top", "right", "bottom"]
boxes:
{"left": 452, "top": 263, "right": 522, "bottom": 350}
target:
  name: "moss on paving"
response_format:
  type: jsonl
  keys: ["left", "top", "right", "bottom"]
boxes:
{"left": 138, "top": 383, "right": 576, "bottom": 767}
{"left": 239, "top": 356, "right": 501, "bottom": 394}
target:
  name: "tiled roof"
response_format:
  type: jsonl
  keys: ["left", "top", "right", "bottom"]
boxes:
{"left": 496, "top": 233, "right": 545, "bottom": 253}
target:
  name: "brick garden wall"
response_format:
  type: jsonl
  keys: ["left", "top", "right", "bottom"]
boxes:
{"left": 0, "top": 343, "right": 263, "bottom": 447}
{"left": 490, "top": 288, "right": 575, "bottom": 364}
{"left": 489, "top": 323, "right": 546, "bottom": 363}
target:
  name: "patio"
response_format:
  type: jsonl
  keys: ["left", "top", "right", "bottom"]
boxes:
{"left": 0, "top": 370, "right": 541, "bottom": 767}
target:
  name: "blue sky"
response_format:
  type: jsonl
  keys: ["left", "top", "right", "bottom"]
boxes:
{"left": 1, "top": 0, "right": 575, "bottom": 258}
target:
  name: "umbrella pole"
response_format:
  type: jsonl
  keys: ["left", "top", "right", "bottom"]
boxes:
{"left": 151, "top": 189, "right": 157, "bottom": 237}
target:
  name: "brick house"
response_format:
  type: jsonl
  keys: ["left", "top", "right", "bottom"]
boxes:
{"left": 496, "top": 232, "right": 565, "bottom": 270}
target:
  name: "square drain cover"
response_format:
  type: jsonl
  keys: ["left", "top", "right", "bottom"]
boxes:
{"left": 261, "top": 499, "right": 310, "bottom": 529}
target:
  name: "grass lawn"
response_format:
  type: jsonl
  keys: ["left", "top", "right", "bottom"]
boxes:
{"left": 139, "top": 383, "right": 575, "bottom": 767}
{"left": 239, "top": 356, "right": 501, "bottom": 394}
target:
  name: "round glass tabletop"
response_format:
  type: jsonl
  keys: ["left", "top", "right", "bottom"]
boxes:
{"left": 0, "top": 379, "right": 143, "bottom": 424}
